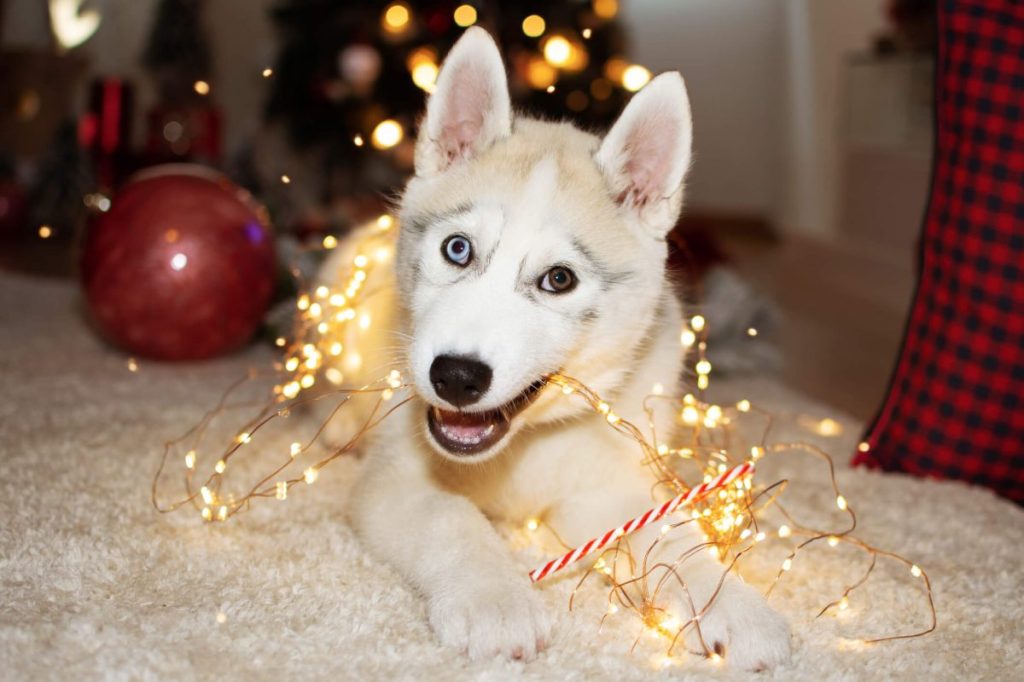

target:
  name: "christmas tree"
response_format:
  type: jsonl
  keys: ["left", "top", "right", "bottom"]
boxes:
{"left": 248, "top": 0, "right": 644, "bottom": 237}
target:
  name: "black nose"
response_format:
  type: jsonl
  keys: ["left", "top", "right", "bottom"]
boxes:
{"left": 429, "top": 355, "right": 492, "bottom": 407}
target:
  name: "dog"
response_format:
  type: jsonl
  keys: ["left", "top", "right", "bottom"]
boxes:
{"left": 327, "top": 27, "right": 791, "bottom": 671}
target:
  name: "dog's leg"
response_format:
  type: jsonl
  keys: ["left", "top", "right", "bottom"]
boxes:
{"left": 548, "top": 488, "right": 790, "bottom": 671}
{"left": 350, "top": 451, "right": 552, "bottom": 660}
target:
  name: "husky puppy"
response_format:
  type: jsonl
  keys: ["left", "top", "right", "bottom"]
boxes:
{"left": 338, "top": 27, "right": 791, "bottom": 671}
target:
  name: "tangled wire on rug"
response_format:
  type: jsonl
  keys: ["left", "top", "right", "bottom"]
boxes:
{"left": 152, "top": 217, "right": 935, "bottom": 665}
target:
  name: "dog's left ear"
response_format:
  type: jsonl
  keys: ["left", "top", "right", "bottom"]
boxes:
{"left": 597, "top": 72, "right": 693, "bottom": 237}
{"left": 415, "top": 27, "right": 512, "bottom": 177}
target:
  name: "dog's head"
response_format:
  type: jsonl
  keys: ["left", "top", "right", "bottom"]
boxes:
{"left": 396, "top": 28, "right": 692, "bottom": 462}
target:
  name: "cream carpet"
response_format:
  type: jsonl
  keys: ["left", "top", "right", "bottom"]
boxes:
{"left": 2, "top": 271, "right": 1022, "bottom": 681}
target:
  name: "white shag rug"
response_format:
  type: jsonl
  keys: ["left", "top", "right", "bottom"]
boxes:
{"left": 2, "top": 271, "right": 1022, "bottom": 681}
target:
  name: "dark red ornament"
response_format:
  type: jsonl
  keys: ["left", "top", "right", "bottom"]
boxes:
{"left": 81, "top": 166, "right": 276, "bottom": 361}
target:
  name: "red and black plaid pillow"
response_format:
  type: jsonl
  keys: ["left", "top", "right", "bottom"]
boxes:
{"left": 855, "top": 0, "right": 1024, "bottom": 503}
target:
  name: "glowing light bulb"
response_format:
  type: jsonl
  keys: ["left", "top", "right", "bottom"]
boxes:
{"left": 453, "top": 4, "right": 476, "bottom": 27}
{"left": 214, "top": 459, "right": 226, "bottom": 474}
{"left": 695, "top": 360, "right": 712, "bottom": 375}
{"left": 857, "top": 441, "right": 871, "bottom": 453}
{"left": 737, "top": 399, "right": 751, "bottom": 412}
{"left": 782, "top": 558, "right": 792, "bottom": 571}
{"left": 354, "top": 254, "right": 369, "bottom": 268}
{"left": 377, "top": 214, "right": 394, "bottom": 230}
{"left": 262, "top": 67, "right": 273, "bottom": 77}
{"left": 778, "top": 525, "right": 791, "bottom": 538}
{"left": 593, "top": 0, "right": 619, "bottom": 20}
{"left": 201, "top": 507, "right": 212, "bottom": 521}
{"left": 276, "top": 481, "right": 287, "bottom": 500}
{"left": 680, "top": 329, "right": 696, "bottom": 347}
{"left": 839, "top": 596, "right": 849, "bottom": 610}
{"left": 193, "top": 80, "right": 210, "bottom": 95}
{"left": 304, "top": 467, "right": 318, "bottom": 484}
{"left": 836, "top": 495, "right": 848, "bottom": 511}
{"left": 911, "top": 564, "right": 922, "bottom": 578}
{"left": 543, "top": 36, "right": 572, "bottom": 66}
{"left": 522, "top": 14, "right": 545, "bottom": 37}
{"left": 747, "top": 327, "right": 758, "bottom": 337}
{"left": 828, "top": 535, "right": 840, "bottom": 547}
{"left": 371, "top": 120, "right": 404, "bottom": 149}
{"left": 200, "top": 486, "right": 214, "bottom": 505}
{"left": 382, "top": 2, "right": 410, "bottom": 33}
{"left": 280, "top": 174, "right": 291, "bottom": 184}
{"left": 237, "top": 432, "right": 251, "bottom": 444}
{"left": 681, "top": 406, "right": 699, "bottom": 425}
{"left": 621, "top": 65, "right": 651, "bottom": 92}
{"left": 184, "top": 450, "right": 196, "bottom": 469}
{"left": 353, "top": 134, "right": 364, "bottom": 147}
{"left": 290, "top": 442, "right": 302, "bottom": 457}
{"left": 526, "top": 518, "right": 540, "bottom": 532}
{"left": 411, "top": 61, "right": 439, "bottom": 92}
{"left": 170, "top": 253, "right": 188, "bottom": 271}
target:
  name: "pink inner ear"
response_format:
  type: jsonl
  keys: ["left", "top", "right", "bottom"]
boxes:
{"left": 438, "top": 63, "right": 491, "bottom": 162}
{"left": 621, "top": 113, "right": 679, "bottom": 207}
{"left": 441, "top": 119, "right": 483, "bottom": 162}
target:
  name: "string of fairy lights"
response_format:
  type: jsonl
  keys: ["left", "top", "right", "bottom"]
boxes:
{"left": 152, "top": 215, "right": 935, "bottom": 667}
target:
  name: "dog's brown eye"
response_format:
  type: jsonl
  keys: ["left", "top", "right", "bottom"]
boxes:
{"left": 539, "top": 266, "right": 576, "bottom": 293}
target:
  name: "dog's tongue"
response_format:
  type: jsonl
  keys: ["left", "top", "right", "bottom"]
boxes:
{"left": 435, "top": 408, "right": 495, "bottom": 444}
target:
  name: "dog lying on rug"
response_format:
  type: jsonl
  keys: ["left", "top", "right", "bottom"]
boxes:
{"left": 324, "top": 27, "right": 791, "bottom": 671}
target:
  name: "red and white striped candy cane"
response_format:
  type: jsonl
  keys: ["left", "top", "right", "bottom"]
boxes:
{"left": 529, "top": 460, "right": 754, "bottom": 583}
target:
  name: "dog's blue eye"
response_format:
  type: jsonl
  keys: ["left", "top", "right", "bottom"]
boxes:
{"left": 539, "top": 266, "right": 577, "bottom": 294}
{"left": 442, "top": 235, "right": 472, "bottom": 266}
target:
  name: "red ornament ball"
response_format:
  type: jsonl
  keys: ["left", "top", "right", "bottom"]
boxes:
{"left": 81, "top": 167, "right": 276, "bottom": 361}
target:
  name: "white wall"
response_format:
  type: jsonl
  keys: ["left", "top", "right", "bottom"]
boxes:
{"left": 780, "top": 0, "right": 890, "bottom": 237}
{"left": 621, "top": 0, "right": 787, "bottom": 220}
{"left": 623, "top": 0, "right": 889, "bottom": 238}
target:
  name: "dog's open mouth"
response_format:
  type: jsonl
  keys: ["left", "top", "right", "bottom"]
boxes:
{"left": 427, "top": 380, "right": 545, "bottom": 455}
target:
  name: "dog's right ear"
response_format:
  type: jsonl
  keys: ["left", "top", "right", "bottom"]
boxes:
{"left": 597, "top": 72, "right": 693, "bottom": 238}
{"left": 415, "top": 27, "right": 512, "bottom": 177}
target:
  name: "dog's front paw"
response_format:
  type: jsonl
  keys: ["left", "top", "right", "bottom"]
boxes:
{"left": 428, "top": 578, "right": 552, "bottom": 661}
{"left": 679, "top": 577, "right": 791, "bottom": 672}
